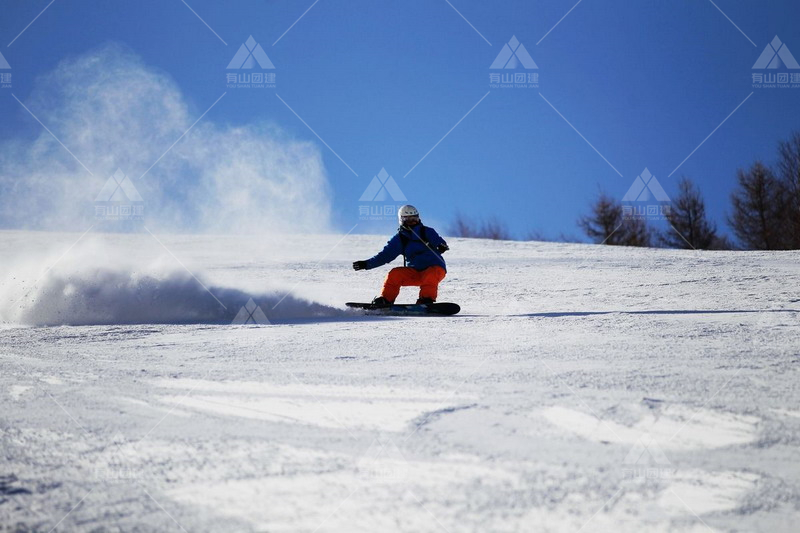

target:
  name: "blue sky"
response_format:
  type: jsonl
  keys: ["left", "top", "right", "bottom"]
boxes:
{"left": 1, "top": 0, "right": 800, "bottom": 240}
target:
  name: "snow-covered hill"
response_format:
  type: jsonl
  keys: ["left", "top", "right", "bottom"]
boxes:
{"left": 1, "top": 230, "right": 799, "bottom": 532}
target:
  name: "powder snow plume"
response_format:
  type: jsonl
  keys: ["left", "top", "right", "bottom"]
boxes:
{"left": 0, "top": 43, "right": 331, "bottom": 234}
{"left": 0, "top": 241, "right": 343, "bottom": 326}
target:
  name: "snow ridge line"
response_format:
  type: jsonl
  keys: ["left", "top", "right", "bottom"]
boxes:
{"left": 410, "top": 403, "right": 479, "bottom": 432}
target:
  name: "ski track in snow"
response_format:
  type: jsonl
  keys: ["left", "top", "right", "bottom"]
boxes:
{"left": 1, "top": 231, "right": 800, "bottom": 532}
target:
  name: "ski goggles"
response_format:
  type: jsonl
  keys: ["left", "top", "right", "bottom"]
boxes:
{"left": 401, "top": 215, "right": 420, "bottom": 225}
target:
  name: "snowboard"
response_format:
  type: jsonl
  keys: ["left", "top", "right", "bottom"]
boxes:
{"left": 346, "top": 302, "right": 461, "bottom": 316}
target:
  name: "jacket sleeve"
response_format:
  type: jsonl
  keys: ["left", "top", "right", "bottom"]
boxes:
{"left": 426, "top": 228, "right": 448, "bottom": 249}
{"left": 366, "top": 234, "right": 403, "bottom": 269}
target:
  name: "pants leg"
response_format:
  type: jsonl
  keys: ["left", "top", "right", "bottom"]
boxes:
{"left": 418, "top": 266, "right": 446, "bottom": 300}
{"left": 381, "top": 267, "right": 421, "bottom": 302}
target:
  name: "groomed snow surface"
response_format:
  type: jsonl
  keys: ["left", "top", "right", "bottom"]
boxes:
{"left": 1, "top": 230, "right": 799, "bottom": 532}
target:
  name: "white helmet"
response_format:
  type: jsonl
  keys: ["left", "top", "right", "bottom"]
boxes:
{"left": 398, "top": 204, "right": 420, "bottom": 226}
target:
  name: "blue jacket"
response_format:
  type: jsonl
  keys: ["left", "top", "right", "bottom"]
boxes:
{"left": 366, "top": 225, "right": 448, "bottom": 272}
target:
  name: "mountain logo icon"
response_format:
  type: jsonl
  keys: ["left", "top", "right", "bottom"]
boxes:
{"left": 227, "top": 36, "right": 275, "bottom": 69}
{"left": 753, "top": 36, "right": 800, "bottom": 69}
{"left": 0, "top": 51, "right": 9, "bottom": 69}
{"left": 232, "top": 298, "right": 271, "bottom": 325}
{"left": 95, "top": 169, "right": 143, "bottom": 202}
{"left": 95, "top": 432, "right": 141, "bottom": 481}
{"left": 359, "top": 168, "right": 407, "bottom": 202}
{"left": 622, "top": 168, "right": 670, "bottom": 202}
{"left": 623, "top": 434, "right": 671, "bottom": 466}
{"left": 357, "top": 435, "right": 411, "bottom": 482}
{"left": 490, "top": 36, "right": 537, "bottom": 69}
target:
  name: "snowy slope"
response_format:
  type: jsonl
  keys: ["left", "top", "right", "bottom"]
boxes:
{"left": 1, "top": 230, "right": 799, "bottom": 532}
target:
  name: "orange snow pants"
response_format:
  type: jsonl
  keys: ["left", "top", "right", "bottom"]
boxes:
{"left": 381, "top": 266, "right": 446, "bottom": 302}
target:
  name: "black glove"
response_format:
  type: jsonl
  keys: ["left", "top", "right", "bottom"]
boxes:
{"left": 352, "top": 260, "right": 368, "bottom": 271}
{"left": 436, "top": 243, "right": 449, "bottom": 254}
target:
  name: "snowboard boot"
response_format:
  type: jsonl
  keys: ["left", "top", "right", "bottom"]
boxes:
{"left": 371, "top": 296, "right": 393, "bottom": 308}
{"left": 415, "top": 297, "right": 435, "bottom": 305}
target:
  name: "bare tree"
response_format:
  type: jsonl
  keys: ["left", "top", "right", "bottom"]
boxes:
{"left": 622, "top": 215, "right": 653, "bottom": 247}
{"left": 524, "top": 229, "right": 549, "bottom": 242}
{"left": 578, "top": 193, "right": 620, "bottom": 243}
{"left": 449, "top": 213, "right": 512, "bottom": 240}
{"left": 776, "top": 131, "right": 800, "bottom": 248}
{"left": 480, "top": 217, "right": 511, "bottom": 240}
{"left": 449, "top": 212, "right": 472, "bottom": 240}
{"left": 660, "top": 178, "right": 726, "bottom": 249}
{"left": 578, "top": 193, "right": 652, "bottom": 246}
{"left": 523, "top": 230, "right": 583, "bottom": 243}
{"left": 728, "top": 161, "right": 789, "bottom": 250}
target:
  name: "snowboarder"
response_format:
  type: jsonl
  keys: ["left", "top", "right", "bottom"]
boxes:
{"left": 352, "top": 205, "right": 449, "bottom": 307}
